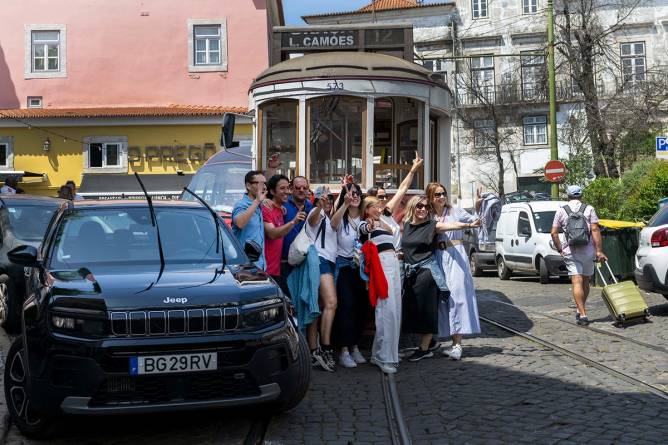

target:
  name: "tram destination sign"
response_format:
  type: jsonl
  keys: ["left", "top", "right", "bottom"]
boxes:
{"left": 282, "top": 31, "right": 357, "bottom": 49}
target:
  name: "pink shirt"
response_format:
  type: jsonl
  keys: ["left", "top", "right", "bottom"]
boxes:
{"left": 262, "top": 204, "right": 285, "bottom": 276}
{"left": 552, "top": 200, "right": 599, "bottom": 257}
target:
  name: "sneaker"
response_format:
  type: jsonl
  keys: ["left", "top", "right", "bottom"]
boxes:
{"left": 370, "top": 357, "right": 397, "bottom": 374}
{"left": 323, "top": 348, "right": 337, "bottom": 370}
{"left": 575, "top": 312, "right": 581, "bottom": 322}
{"left": 350, "top": 347, "right": 367, "bottom": 364}
{"left": 407, "top": 349, "right": 434, "bottom": 362}
{"left": 444, "top": 344, "right": 462, "bottom": 360}
{"left": 428, "top": 340, "right": 442, "bottom": 352}
{"left": 577, "top": 316, "right": 590, "bottom": 326}
{"left": 399, "top": 346, "right": 418, "bottom": 359}
{"left": 312, "top": 348, "right": 334, "bottom": 372}
{"left": 339, "top": 351, "right": 357, "bottom": 368}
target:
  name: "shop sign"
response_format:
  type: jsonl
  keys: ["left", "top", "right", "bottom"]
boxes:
{"left": 127, "top": 143, "right": 217, "bottom": 163}
{"left": 83, "top": 193, "right": 180, "bottom": 201}
{"left": 282, "top": 31, "right": 357, "bottom": 49}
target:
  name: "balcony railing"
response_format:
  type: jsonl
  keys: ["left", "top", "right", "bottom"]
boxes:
{"left": 456, "top": 81, "right": 583, "bottom": 107}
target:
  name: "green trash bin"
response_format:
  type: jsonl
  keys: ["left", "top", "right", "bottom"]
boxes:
{"left": 594, "top": 220, "right": 643, "bottom": 287}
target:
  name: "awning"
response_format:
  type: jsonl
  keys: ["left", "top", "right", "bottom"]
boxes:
{"left": 78, "top": 173, "right": 193, "bottom": 200}
{"left": 0, "top": 170, "right": 46, "bottom": 180}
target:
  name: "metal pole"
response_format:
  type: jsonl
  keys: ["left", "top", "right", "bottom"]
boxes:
{"left": 452, "top": 24, "right": 462, "bottom": 201}
{"left": 547, "top": 0, "right": 559, "bottom": 198}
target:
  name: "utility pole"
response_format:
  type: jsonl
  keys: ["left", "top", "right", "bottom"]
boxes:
{"left": 547, "top": 0, "right": 559, "bottom": 198}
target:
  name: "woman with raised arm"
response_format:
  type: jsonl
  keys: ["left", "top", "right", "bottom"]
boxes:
{"left": 401, "top": 195, "right": 479, "bottom": 361}
{"left": 330, "top": 180, "right": 368, "bottom": 368}
{"left": 427, "top": 182, "right": 482, "bottom": 360}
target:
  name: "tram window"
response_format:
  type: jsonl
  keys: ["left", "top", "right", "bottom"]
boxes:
{"left": 261, "top": 100, "right": 297, "bottom": 179}
{"left": 308, "top": 96, "right": 365, "bottom": 185}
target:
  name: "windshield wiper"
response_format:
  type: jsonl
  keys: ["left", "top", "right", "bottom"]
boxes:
{"left": 182, "top": 187, "right": 226, "bottom": 274}
{"left": 135, "top": 173, "right": 165, "bottom": 291}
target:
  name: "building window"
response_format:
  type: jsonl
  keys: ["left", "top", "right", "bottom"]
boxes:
{"left": 83, "top": 136, "right": 128, "bottom": 173}
{"left": 621, "top": 42, "right": 645, "bottom": 83}
{"left": 474, "top": 119, "right": 495, "bottom": 148}
{"left": 24, "top": 24, "right": 67, "bottom": 79}
{"left": 188, "top": 19, "right": 227, "bottom": 72}
{"left": 523, "top": 0, "right": 538, "bottom": 14}
{"left": 523, "top": 116, "right": 547, "bottom": 145}
{"left": 471, "top": 55, "right": 495, "bottom": 102}
{"left": 521, "top": 51, "right": 546, "bottom": 100}
{"left": 472, "top": 0, "right": 488, "bottom": 18}
{"left": 0, "top": 137, "right": 13, "bottom": 169}
{"left": 27, "top": 96, "right": 42, "bottom": 108}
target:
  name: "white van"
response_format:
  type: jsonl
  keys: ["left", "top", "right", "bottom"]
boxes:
{"left": 495, "top": 200, "right": 569, "bottom": 283}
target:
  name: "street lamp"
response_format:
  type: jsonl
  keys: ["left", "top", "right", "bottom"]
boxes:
{"left": 43, "top": 137, "right": 51, "bottom": 152}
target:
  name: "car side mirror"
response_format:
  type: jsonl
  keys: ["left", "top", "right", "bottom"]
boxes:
{"left": 244, "top": 240, "right": 262, "bottom": 263}
{"left": 8, "top": 245, "right": 40, "bottom": 267}
{"left": 221, "top": 113, "right": 240, "bottom": 149}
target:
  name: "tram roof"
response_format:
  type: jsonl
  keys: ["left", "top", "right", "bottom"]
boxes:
{"left": 250, "top": 52, "right": 449, "bottom": 90}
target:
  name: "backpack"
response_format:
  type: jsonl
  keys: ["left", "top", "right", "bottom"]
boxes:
{"left": 563, "top": 203, "right": 590, "bottom": 247}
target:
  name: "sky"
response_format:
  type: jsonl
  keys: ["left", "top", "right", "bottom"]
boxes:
{"left": 283, "top": 0, "right": 370, "bottom": 25}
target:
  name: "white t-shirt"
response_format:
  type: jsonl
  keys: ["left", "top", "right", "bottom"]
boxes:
{"left": 381, "top": 210, "right": 402, "bottom": 250}
{"left": 306, "top": 209, "right": 338, "bottom": 262}
{"left": 336, "top": 216, "right": 360, "bottom": 258}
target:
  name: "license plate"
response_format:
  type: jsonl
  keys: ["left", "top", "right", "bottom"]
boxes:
{"left": 129, "top": 352, "right": 217, "bottom": 375}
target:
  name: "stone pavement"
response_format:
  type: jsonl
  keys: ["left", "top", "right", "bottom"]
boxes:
{"left": 0, "top": 275, "right": 666, "bottom": 444}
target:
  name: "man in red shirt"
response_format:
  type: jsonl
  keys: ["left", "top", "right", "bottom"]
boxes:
{"left": 263, "top": 174, "right": 306, "bottom": 292}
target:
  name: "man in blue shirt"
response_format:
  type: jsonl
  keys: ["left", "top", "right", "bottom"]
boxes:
{"left": 280, "top": 176, "right": 313, "bottom": 281}
{"left": 232, "top": 170, "right": 267, "bottom": 270}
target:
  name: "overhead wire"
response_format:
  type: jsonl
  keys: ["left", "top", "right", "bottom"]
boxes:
{"left": 0, "top": 111, "right": 86, "bottom": 144}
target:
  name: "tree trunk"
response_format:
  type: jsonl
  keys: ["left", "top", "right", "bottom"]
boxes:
{"left": 495, "top": 144, "right": 505, "bottom": 197}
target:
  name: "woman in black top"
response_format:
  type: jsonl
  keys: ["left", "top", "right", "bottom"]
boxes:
{"left": 401, "top": 195, "right": 479, "bottom": 362}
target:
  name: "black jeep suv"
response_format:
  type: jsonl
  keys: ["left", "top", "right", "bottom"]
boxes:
{"left": 6, "top": 199, "right": 310, "bottom": 437}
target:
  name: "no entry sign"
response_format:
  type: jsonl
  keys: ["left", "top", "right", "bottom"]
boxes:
{"left": 544, "top": 160, "right": 566, "bottom": 183}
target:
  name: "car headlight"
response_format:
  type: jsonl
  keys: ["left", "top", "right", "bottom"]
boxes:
{"left": 51, "top": 314, "right": 106, "bottom": 336}
{"left": 241, "top": 298, "right": 285, "bottom": 330}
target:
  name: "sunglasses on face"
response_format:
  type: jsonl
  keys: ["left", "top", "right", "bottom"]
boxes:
{"left": 433, "top": 192, "right": 446, "bottom": 198}
{"left": 250, "top": 181, "right": 266, "bottom": 185}
{"left": 377, "top": 195, "right": 388, "bottom": 200}
{"left": 416, "top": 203, "right": 429, "bottom": 210}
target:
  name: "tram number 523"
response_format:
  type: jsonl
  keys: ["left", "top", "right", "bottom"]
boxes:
{"left": 327, "top": 81, "right": 344, "bottom": 91}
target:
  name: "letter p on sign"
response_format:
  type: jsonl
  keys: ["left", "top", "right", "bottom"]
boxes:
{"left": 657, "top": 136, "right": 668, "bottom": 160}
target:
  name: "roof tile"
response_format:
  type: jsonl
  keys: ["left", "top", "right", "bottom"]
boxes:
{"left": 0, "top": 104, "right": 247, "bottom": 119}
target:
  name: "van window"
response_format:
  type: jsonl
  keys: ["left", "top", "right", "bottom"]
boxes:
{"left": 518, "top": 211, "right": 532, "bottom": 236}
{"left": 532, "top": 211, "right": 556, "bottom": 233}
{"left": 183, "top": 163, "right": 248, "bottom": 214}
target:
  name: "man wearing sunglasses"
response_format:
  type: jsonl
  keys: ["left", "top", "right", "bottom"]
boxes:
{"left": 231, "top": 170, "right": 267, "bottom": 269}
{"left": 280, "top": 176, "right": 314, "bottom": 289}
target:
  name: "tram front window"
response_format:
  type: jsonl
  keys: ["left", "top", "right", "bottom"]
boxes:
{"left": 308, "top": 96, "right": 365, "bottom": 185}
{"left": 261, "top": 100, "right": 297, "bottom": 179}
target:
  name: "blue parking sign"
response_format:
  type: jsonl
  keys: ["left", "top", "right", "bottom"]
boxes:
{"left": 657, "top": 136, "right": 668, "bottom": 151}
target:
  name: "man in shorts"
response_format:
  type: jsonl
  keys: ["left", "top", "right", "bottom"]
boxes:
{"left": 551, "top": 185, "right": 607, "bottom": 325}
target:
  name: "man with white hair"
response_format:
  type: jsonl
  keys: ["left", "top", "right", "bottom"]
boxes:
{"left": 551, "top": 185, "right": 607, "bottom": 325}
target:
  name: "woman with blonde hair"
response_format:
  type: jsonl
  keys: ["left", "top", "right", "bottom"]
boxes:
{"left": 401, "top": 195, "right": 478, "bottom": 361}
{"left": 358, "top": 195, "right": 402, "bottom": 374}
{"left": 426, "top": 182, "right": 481, "bottom": 360}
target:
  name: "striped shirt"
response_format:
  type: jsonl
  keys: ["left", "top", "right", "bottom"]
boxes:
{"left": 358, "top": 220, "right": 395, "bottom": 248}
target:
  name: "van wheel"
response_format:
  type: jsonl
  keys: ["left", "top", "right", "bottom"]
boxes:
{"left": 4, "top": 338, "right": 55, "bottom": 439}
{"left": 469, "top": 251, "right": 483, "bottom": 277}
{"left": 538, "top": 257, "right": 550, "bottom": 284}
{"left": 497, "top": 256, "right": 511, "bottom": 280}
{"left": 272, "top": 333, "right": 311, "bottom": 413}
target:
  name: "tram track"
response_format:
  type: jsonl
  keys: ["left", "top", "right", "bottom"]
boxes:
{"left": 484, "top": 299, "right": 668, "bottom": 354}
{"left": 479, "top": 315, "right": 668, "bottom": 402}
{"left": 243, "top": 414, "right": 271, "bottom": 445}
{"left": 380, "top": 371, "right": 412, "bottom": 445}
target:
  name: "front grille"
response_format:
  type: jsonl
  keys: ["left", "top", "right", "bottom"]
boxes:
{"left": 110, "top": 307, "right": 239, "bottom": 337}
{"left": 90, "top": 371, "right": 260, "bottom": 406}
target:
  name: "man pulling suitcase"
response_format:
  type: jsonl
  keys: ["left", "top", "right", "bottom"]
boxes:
{"left": 551, "top": 185, "right": 608, "bottom": 325}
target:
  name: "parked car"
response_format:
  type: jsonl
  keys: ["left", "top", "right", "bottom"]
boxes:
{"left": 634, "top": 205, "right": 668, "bottom": 299}
{"left": 5, "top": 199, "right": 309, "bottom": 437}
{"left": 495, "top": 200, "right": 569, "bottom": 283}
{"left": 461, "top": 208, "right": 497, "bottom": 276}
{"left": 181, "top": 142, "right": 252, "bottom": 225}
{"left": 503, "top": 190, "right": 552, "bottom": 204}
{"left": 0, "top": 195, "right": 65, "bottom": 333}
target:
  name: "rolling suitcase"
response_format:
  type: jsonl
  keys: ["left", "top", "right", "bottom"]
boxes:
{"left": 595, "top": 261, "right": 650, "bottom": 327}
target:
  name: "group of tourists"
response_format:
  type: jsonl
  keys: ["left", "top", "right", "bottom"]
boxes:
{"left": 231, "top": 153, "right": 483, "bottom": 374}
{"left": 56, "top": 180, "right": 84, "bottom": 200}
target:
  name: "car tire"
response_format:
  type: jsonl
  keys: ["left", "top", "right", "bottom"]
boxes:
{"left": 4, "top": 337, "right": 55, "bottom": 439}
{"left": 470, "top": 251, "right": 483, "bottom": 277}
{"left": 538, "top": 257, "right": 550, "bottom": 284}
{"left": 497, "top": 256, "right": 511, "bottom": 281}
{"left": 272, "top": 333, "right": 311, "bottom": 413}
{"left": 1, "top": 277, "right": 21, "bottom": 335}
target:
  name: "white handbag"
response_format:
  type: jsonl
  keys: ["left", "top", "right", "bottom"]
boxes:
{"left": 288, "top": 224, "right": 312, "bottom": 266}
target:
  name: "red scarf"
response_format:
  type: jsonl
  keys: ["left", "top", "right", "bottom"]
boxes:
{"left": 361, "top": 241, "right": 389, "bottom": 307}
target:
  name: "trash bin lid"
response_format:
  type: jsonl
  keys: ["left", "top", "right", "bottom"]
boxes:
{"left": 598, "top": 219, "right": 645, "bottom": 229}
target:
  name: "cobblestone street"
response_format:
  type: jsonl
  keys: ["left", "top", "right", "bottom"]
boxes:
{"left": 1, "top": 275, "right": 667, "bottom": 444}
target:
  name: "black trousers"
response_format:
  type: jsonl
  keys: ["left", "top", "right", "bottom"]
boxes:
{"left": 402, "top": 267, "right": 439, "bottom": 335}
{"left": 278, "top": 261, "right": 294, "bottom": 298}
{"left": 333, "top": 264, "right": 370, "bottom": 348}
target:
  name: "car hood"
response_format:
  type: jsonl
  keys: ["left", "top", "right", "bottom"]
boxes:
{"left": 48, "top": 263, "right": 278, "bottom": 311}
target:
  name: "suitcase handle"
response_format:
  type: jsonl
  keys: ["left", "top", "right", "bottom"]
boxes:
{"left": 595, "top": 261, "right": 618, "bottom": 286}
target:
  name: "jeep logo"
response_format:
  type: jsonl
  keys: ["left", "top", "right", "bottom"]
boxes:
{"left": 163, "top": 297, "right": 188, "bottom": 304}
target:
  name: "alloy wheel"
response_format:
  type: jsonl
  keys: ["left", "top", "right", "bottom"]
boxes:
{"left": 7, "top": 346, "right": 42, "bottom": 426}
{"left": 0, "top": 282, "right": 7, "bottom": 326}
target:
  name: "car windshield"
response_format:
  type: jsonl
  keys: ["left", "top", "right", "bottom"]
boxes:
{"left": 49, "top": 207, "right": 244, "bottom": 268}
{"left": 649, "top": 206, "right": 668, "bottom": 227}
{"left": 182, "top": 163, "right": 248, "bottom": 214}
{"left": 532, "top": 211, "right": 556, "bottom": 233}
{"left": 7, "top": 205, "right": 58, "bottom": 242}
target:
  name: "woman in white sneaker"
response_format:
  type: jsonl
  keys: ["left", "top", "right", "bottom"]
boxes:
{"left": 427, "top": 182, "right": 481, "bottom": 360}
{"left": 331, "top": 181, "right": 368, "bottom": 368}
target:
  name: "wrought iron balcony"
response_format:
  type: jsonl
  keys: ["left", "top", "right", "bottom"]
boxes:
{"left": 455, "top": 81, "right": 583, "bottom": 107}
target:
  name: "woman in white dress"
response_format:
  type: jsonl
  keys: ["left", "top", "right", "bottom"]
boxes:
{"left": 427, "top": 182, "right": 481, "bottom": 360}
